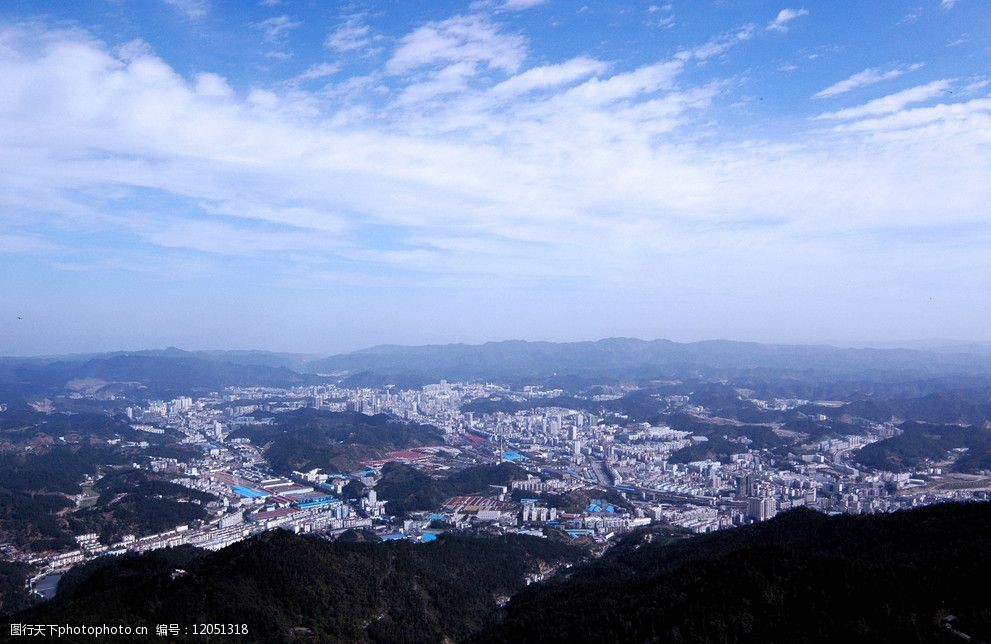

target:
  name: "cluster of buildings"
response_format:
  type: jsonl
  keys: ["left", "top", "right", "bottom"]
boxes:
{"left": 19, "top": 377, "right": 991, "bottom": 594}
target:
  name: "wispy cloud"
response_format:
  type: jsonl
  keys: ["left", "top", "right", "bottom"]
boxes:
{"left": 292, "top": 62, "right": 341, "bottom": 84}
{"left": 677, "top": 24, "right": 755, "bottom": 61}
{"left": 650, "top": 14, "right": 676, "bottom": 29}
{"left": 255, "top": 15, "right": 301, "bottom": 43}
{"left": 387, "top": 14, "right": 526, "bottom": 75}
{"left": 163, "top": 0, "right": 208, "bottom": 20}
{"left": 815, "top": 79, "right": 953, "bottom": 119}
{"left": 490, "top": 57, "right": 607, "bottom": 97}
{"left": 0, "top": 16, "right": 989, "bottom": 331}
{"left": 814, "top": 63, "right": 923, "bottom": 98}
{"left": 766, "top": 7, "right": 809, "bottom": 33}
{"left": 827, "top": 95, "right": 991, "bottom": 137}
{"left": 501, "top": 0, "right": 546, "bottom": 10}
{"left": 325, "top": 16, "right": 375, "bottom": 52}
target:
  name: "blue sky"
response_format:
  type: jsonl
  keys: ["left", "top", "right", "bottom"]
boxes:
{"left": 1, "top": 0, "right": 989, "bottom": 355}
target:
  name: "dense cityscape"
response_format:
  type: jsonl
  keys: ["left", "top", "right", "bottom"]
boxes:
{"left": 9, "top": 365, "right": 988, "bottom": 601}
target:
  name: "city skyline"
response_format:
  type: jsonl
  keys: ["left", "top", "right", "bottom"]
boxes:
{"left": 2, "top": 0, "right": 990, "bottom": 354}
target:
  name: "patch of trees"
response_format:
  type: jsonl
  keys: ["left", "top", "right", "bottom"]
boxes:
{"left": 0, "top": 447, "right": 128, "bottom": 550}
{"left": 0, "top": 561, "right": 35, "bottom": 619}
{"left": 375, "top": 462, "right": 526, "bottom": 515}
{"left": 841, "top": 390, "right": 991, "bottom": 425}
{"left": 232, "top": 410, "right": 444, "bottom": 473}
{"left": 855, "top": 422, "right": 991, "bottom": 472}
{"left": 69, "top": 469, "right": 214, "bottom": 545}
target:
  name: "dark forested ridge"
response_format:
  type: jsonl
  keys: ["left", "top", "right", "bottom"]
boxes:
{"left": 480, "top": 502, "right": 991, "bottom": 644}
{"left": 0, "top": 562, "right": 33, "bottom": 619}
{"left": 6, "top": 503, "right": 989, "bottom": 643}
{"left": 6, "top": 531, "right": 582, "bottom": 643}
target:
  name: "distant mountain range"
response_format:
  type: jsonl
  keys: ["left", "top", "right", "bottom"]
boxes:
{"left": 4, "top": 338, "right": 991, "bottom": 398}
{"left": 849, "top": 339, "right": 991, "bottom": 356}
{"left": 306, "top": 337, "right": 991, "bottom": 382}
{"left": 0, "top": 350, "right": 324, "bottom": 399}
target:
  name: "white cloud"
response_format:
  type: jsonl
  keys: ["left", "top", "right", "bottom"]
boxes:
{"left": 651, "top": 15, "right": 676, "bottom": 29}
{"left": 395, "top": 61, "right": 479, "bottom": 104}
{"left": 814, "top": 64, "right": 923, "bottom": 98}
{"left": 941, "top": 0, "right": 958, "bottom": 8}
{"left": 815, "top": 79, "right": 953, "bottom": 120}
{"left": 678, "top": 25, "right": 755, "bottom": 61}
{"left": 766, "top": 8, "right": 808, "bottom": 33}
{"left": 490, "top": 57, "right": 607, "bottom": 97}
{"left": 0, "top": 20, "right": 989, "bottom": 317}
{"left": 501, "top": 0, "right": 546, "bottom": 9}
{"left": 962, "top": 78, "right": 989, "bottom": 94}
{"left": 255, "top": 15, "right": 301, "bottom": 43}
{"left": 562, "top": 61, "right": 683, "bottom": 104}
{"left": 194, "top": 72, "right": 233, "bottom": 97}
{"left": 827, "top": 96, "right": 991, "bottom": 136}
{"left": 292, "top": 62, "right": 341, "bottom": 84}
{"left": 325, "top": 16, "right": 374, "bottom": 52}
{"left": 163, "top": 0, "right": 208, "bottom": 20}
{"left": 387, "top": 14, "right": 526, "bottom": 75}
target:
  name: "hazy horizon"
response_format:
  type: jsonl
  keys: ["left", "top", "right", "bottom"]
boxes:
{"left": 3, "top": 334, "right": 991, "bottom": 360}
{"left": 2, "top": 1, "right": 990, "bottom": 355}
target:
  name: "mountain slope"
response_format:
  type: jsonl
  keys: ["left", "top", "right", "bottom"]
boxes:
{"left": 7, "top": 504, "right": 990, "bottom": 642}
{"left": 479, "top": 502, "right": 991, "bottom": 644}
{"left": 7, "top": 532, "right": 582, "bottom": 643}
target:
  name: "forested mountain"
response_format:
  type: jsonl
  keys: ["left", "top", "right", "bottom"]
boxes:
{"left": 6, "top": 531, "right": 583, "bottom": 643}
{"left": 7, "top": 503, "right": 989, "bottom": 643}
{"left": 481, "top": 502, "right": 991, "bottom": 643}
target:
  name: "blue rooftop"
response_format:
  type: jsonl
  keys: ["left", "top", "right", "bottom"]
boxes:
{"left": 296, "top": 495, "right": 338, "bottom": 509}
{"left": 232, "top": 485, "right": 268, "bottom": 498}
